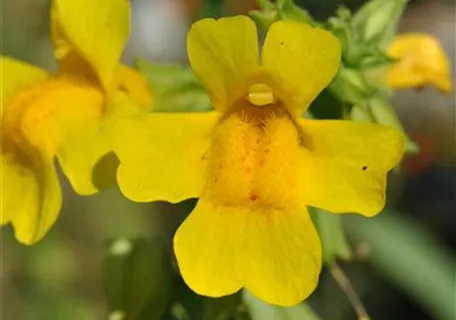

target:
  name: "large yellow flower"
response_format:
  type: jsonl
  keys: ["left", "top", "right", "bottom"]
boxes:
{"left": 1, "top": 0, "right": 151, "bottom": 245}
{"left": 387, "top": 33, "right": 452, "bottom": 92}
{"left": 111, "top": 16, "right": 404, "bottom": 306}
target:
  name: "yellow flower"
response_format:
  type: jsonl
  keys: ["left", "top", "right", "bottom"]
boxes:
{"left": 1, "top": 0, "right": 152, "bottom": 245}
{"left": 111, "top": 16, "right": 404, "bottom": 306}
{"left": 387, "top": 33, "right": 452, "bottom": 93}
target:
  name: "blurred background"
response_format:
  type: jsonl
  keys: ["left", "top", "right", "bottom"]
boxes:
{"left": 1, "top": 0, "right": 455, "bottom": 319}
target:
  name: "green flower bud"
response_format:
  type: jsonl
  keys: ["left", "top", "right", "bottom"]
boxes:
{"left": 352, "top": 0, "right": 409, "bottom": 47}
{"left": 330, "top": 68, "right": 374, "bottom": 105}
{"left": 276, "top": 0, "right": 314, "bottom": 25}
{"left": 327, "top": 10, "right": 353, "bottom": 56}
{"left": 350, "top": 104, "right": 373, "bottom": 123}
{"left": 250, "top": 0, "right": 315, "bottom": 27}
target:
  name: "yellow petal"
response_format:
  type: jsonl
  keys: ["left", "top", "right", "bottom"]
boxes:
{"left": 299, "top": 120, "right": 405, "bottom": 217}
{"left": 57, "top": 130, "right": 116, "bottom": 195}
{"left": 387, "top": 33, "right": 453, "bottom": 93}
{"left": 3, "top": 74, "right": 111, "bottom": 195}
{"left": 55, "top": 108, "right": 114, "bottom": 195}
{"left": 174, "top": 199, "right": 321, "bottom": 306}
{"left": 1, "top": 56, "right": 48, "bottom": 108}
{"left": 1, "top": 145, "right": 61, "bottom": 245}
{"left": 111, "top": 65, "right": 153, "bottom": 112}
{"left": 110, "top": 112, "right": 219, "bottom": 203}
{"left": 50, "top": 80, "right": 112, "bottom": 195}
{"left": 50, "top": 6, "right": 97, "bottom": 84}
{"left": 52, "top": 0, "right": 130, "bottom": 88}
{"left": 58, "top": 91, "right": 149, "bottom": 195}
{"left": 187, "top": 16, "right": 260, "bottom": 110}
{"left": 262, "top": 21, "right": 341, "bottom": 115}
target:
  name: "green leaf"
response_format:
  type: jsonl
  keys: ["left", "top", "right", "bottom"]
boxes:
{"left": 103, "top": 237, "right": 172, "bottom": 320}
{"left": 243, "top": 290, "right": 321, "bottom": 320}
{"left": 203, "top": 293, "right": 249, "bottom": 320}
{"left": 311, "top": 208, "right": 352, "bottom": 264}
{"left": 136, "top": 59, "right": 212, "bottom": 113}
{"left": 345, "top": 211, "right": 456, "bottom": 320}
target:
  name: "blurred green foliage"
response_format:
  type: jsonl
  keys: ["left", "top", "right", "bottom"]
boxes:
{"left": 2, "top": 0, "right": 455, "bottom": 319}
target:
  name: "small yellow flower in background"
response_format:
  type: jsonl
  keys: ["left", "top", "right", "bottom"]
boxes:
{"left": 1, "top": 0, "right": 152, "bottom": 245}
{"left": 387, "top": 33, "right": 453, "bottom": 93}
{"left": 111, "top": 16, "right": 404, "bottom": 306}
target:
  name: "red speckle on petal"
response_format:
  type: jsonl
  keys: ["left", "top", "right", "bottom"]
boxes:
{"left": 249, "top": 193, "right": 258, "bottom": 202}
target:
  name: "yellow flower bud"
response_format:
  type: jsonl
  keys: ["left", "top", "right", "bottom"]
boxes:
{"left": 387, "top": 33, "right": 453, "bottom": 93}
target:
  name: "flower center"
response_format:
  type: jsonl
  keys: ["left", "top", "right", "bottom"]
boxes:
{"left": 247, "top": 84, "right": 276, "bottom": 106}
{"left": 204, "top": 107, "right": 305, "bottom": 210}
{"left": 2, "top": 78, "right": 104, "bottom": 152}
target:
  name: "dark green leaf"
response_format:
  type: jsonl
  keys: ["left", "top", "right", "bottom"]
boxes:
{"left": 345, "top": 211, "right": 456, "bottom": 320}
{"left": 103, "top": 237, "right": 172, "bottom": 320}
{"left": 136, "top": 59, "right": 212, "bottom": 113}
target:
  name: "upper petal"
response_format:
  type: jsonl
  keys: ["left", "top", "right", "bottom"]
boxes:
{"left": 299, "top": 119, "right": 405, "bottom": 216}
{"left": 187, "top": 16, "right": 260, "bottom": 111}
{"left": 110, "top": 65, "right": 153, "bottom": 112}
{"left": 387, "top": 33, "right": 453, "bottom": 93}
{"left": 174, "top": 198, "right": 321, "bottom": 306}
{"left": 110, "top": 112, "right": 219, "bottom": 203}
{"left": 262, "top": 21, "right": 341, "bottom": 115}
{"left": 52, "top": 0, "right": 130, "bottom": 88}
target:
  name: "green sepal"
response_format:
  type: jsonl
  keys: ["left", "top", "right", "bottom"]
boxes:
{"left": 249, "top": 9, "right": 278, "bottom": 32}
